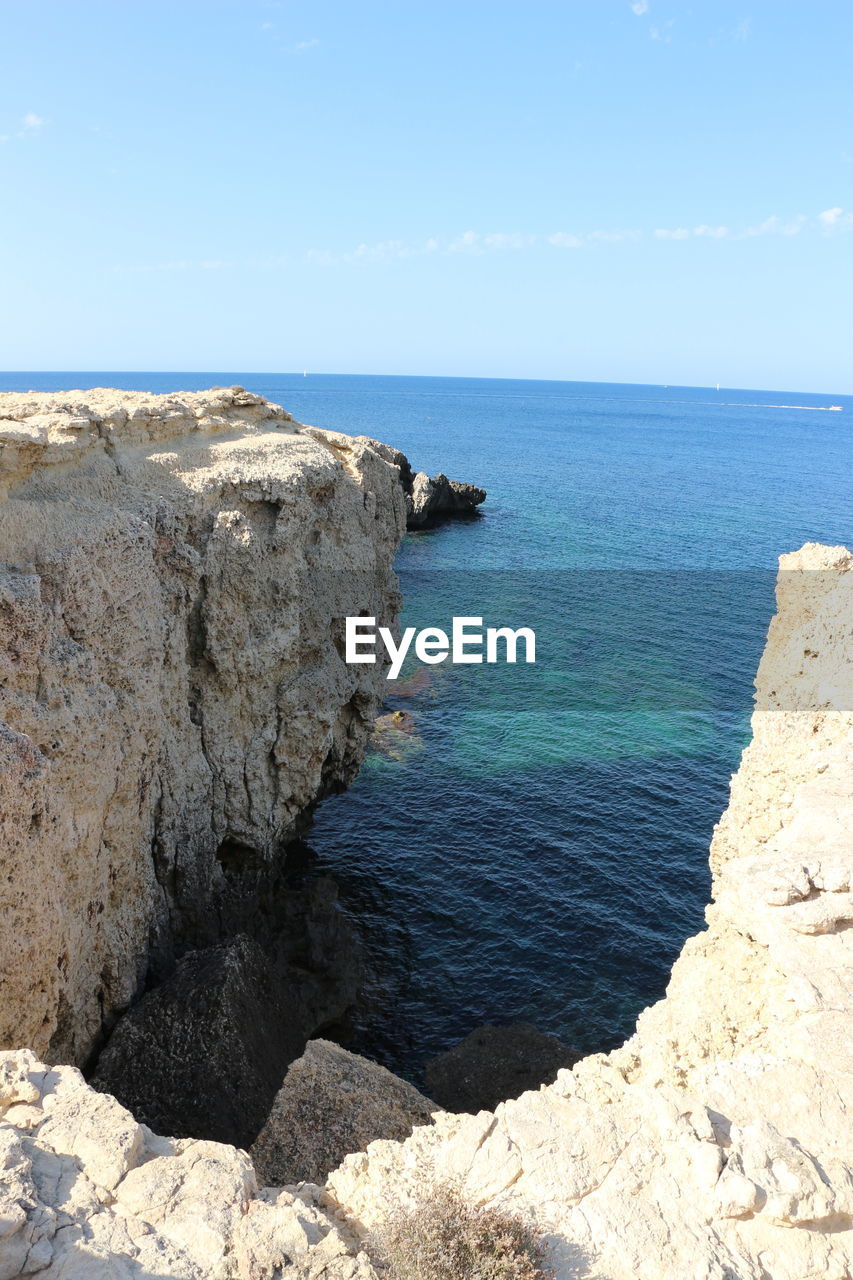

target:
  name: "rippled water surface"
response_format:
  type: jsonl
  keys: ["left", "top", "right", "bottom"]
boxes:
{"left": 6, "top": 372, "right": 851, "bottom": 1082}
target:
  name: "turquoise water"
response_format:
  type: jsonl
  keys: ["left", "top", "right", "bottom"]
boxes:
{"left": 4, "top": 373, "right": 851, "bottom": 1080}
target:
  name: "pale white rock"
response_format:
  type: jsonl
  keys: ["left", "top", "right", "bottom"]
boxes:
{"left": 38, "top": 1066, "right": 142, "bottom": 1191}
{"left": 0, "top": 388, "right": 406, "bottom": 1064}
{"left": 0, "top": 1050, "right": 375, "bottom": 1279}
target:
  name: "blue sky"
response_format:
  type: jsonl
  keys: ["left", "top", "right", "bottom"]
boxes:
{"left": 1, "top": 1, "right": 851, "bottom": 389}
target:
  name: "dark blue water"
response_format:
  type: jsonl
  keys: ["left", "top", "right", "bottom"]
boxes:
{"left": 5, "top": 373, "right": 851, "bottom": 1081}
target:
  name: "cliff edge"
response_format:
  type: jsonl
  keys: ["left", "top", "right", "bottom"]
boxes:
{"left": 0, "top": 388, "right": 407, "bottom": 1066}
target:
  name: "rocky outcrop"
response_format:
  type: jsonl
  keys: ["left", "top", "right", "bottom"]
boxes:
{"left": 405, "top": 472, "right": 486, "bottom": 529}
{"left": 251, "top": 1040, "right": 437, "bottom": 1187}
{"left": 1, "top": 400, "right": 850, "bottom": 1280}
{"left": 90, "top": 934, "right": 301, "bottom": 1149}
{"left": 0, "top": 388, "right": 407, "bottom": 1067}
{"left": 303, "top": 428, "right": 486, "bottom": 531}
{"left": 328, "top": 543, "right": 853, "bottom": 1280}
{"left": 424, "top": 1024, "right": 580, "bottom": 1114}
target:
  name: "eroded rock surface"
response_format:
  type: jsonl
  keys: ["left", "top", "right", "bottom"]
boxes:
{"left": 303, "top": 427, "right": 486, "bottom": 531}
{"left": 0, "top": 388, "right": 407, "bottom": 1065}
{"left": 251, "top": 1039, "right": 437, "bottom": 1188}
{"left": 1, "top": 392, "right": 850, "bottom": 1280}
{"left": 0, "top": 1049, "right": 380, "bottom": 1279}
{"left": 90, "top": 934, "right": 300, "bottom": 1148}
{"left": 90, "top": 874, "right": 366, "bottom": 1148}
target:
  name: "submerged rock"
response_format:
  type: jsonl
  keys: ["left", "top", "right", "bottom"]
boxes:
{"left": 251, "top": 1039, "right": 437, "bottom": 1186}
{"left": 424, "top": 1023, "right": 581, "bottom": 1113}
{"left": 374, "top": 709, "right": 416, "bottom": 733}
{"left": 370, "top": 708, "right": 424, "bottom": 760}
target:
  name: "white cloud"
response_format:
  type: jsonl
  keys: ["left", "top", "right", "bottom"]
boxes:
{"left": 742, "top": 214, "right": 806, "bottom": 238}
{"left": 587, "top": 228, "right": 642, "bottom": 243}
{"left": 631, "top": 1, "right": 649, "bottom": 14}
{"left": 550, "top": 228, "right": 641, "bottom": 247}
{"left": 345, "top": 239, "right": 414, "bottom": 263}
{"left": 301, "top": 209, "right": 843, "bottom": 268}
{"left": 16, "top": 112, "right": 44, "bottom": 138}
{"left": 483, "top": 232, "right": 534, "bottom": 250}
{"left": 448, "top": 230, "right": 482, "bottom": 253}
{"left": 294, "top": 38, "right": 319, "bottom": 50}
{"left": 548, "top": 232, "right": 583, "bottom": 248}
{"left": 816, "top": 207, "right": 853, "bottom": 233}
{"left": 650, "top": 19, "right": 675, "bottom": 43}
{"left": 733, "top": 18, "right": 751, "bottom": 42}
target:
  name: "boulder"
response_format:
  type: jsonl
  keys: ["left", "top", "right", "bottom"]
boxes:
{"left": 424, "top": 1023, "right": 580, "bottom": 1113}
{"left": 89, "top": 872, "right": 365, "bottom": 1149}
{"left": 251, "top": 1039, "right": 437, "bottom": 1186}
{"left": 91, "top": 934, "right": 301, "bottom": 1149}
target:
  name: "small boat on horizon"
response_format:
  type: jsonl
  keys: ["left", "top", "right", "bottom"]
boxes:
{"left": 829, "top": 404, "right": 842, "bottom": 411}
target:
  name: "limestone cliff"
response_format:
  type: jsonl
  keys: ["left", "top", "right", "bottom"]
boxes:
{"left": 0, "top": 388, "right": 407, "bottom": 1066}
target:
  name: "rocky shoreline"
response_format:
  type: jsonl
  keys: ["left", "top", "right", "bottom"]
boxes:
{"left": 0, "top": 391, "right": 850, "bottom": 1279}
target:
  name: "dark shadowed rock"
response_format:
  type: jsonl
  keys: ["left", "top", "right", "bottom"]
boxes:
{"left": 406, "top": 471, "right": 486, "bottom": 530}
{"left": 424, "top": 1023, "right": 581, "bottom": 1113}
{"left": 91, "top": 934, "right": 296, "bottom": 1147}
{"left": 251, "top": 1039, "right": 437, "bottom": 1186}
{"left": 89, "top": 874, "right": 365, "bottom": 1149}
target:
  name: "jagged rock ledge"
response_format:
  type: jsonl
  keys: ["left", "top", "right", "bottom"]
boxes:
{"left": 328, "top": 542, "right": 853, "bottom": 1280}
{"left": 0, "top": 384, "right": 485, "bottom": 1166}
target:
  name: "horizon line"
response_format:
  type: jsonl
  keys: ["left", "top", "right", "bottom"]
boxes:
{"left": 0, "top": 370, "right": 851, "bottom": 401}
